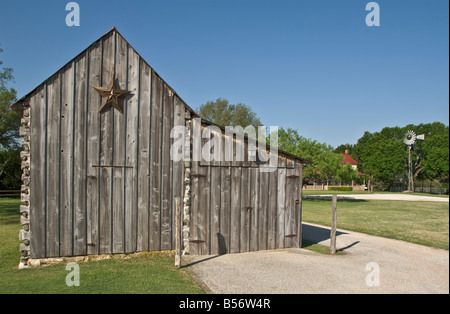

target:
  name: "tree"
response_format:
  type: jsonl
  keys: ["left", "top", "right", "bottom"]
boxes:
{"left": 276, "top": 127, "right": 342, "bottom": 185}
{"left": 352, "top": 122, "right": 449, "bottom": 190}
{"left": 334, "top": 144, "right": 355, "bottom": 155}
{"left": 197, "top": 98, "right": 262, "bottom": 128}
{"left": 353, "top": 129, "right": 407, "bottom": 190}
{"left": 416, "top": 123, "right": 449, "bottom": 182}
{"left": 0, "top": 45, "right": 19, "bottom": 149}
{"left": 316, "top": 151, "right": 344, "bottom": 184}
{"left": 335, "top": 163, "right": 359, "bottom": 185}
{"left": 0, "top": 147, "right": 21, "bottom": 190}
{"left": 0, "top": 44, "right": 20, "bottom": 189}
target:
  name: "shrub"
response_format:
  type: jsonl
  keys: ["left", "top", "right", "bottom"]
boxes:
{"left": 328, "top": 186, "right": 353, "bottom": 191}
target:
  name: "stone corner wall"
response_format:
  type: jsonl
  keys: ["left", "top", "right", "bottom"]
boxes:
{"left": 183, "top": 110, "right": 192, "bottom": 255}
{"left": 18, "top": 103, "right": 31, "bottom": 268}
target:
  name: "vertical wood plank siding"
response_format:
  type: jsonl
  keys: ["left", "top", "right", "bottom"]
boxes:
{"left": 30, "top": 86, "right": 47, "bottom": 258}
{"left": 27, "top": 29, "right": 303, "bottom": 259}
{"left": 189, "top": 127, "right": 303, "bottom": 255}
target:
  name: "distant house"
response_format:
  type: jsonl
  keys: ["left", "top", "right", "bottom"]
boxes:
{"left": 338, "top": 150, "right": 366, "bottom": 188}
{"left": 303, "top": 150, "right": 366, "bottom": 191}
{"left": 340, "top": 150, "right": 365, "bottom": 177}
{"left": 341, "top": 150, "right": 358, "bottom": 170}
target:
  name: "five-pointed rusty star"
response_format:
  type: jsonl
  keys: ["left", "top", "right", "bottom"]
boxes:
{"left": 93, "top": 75, "right": 131, "bottom": 114}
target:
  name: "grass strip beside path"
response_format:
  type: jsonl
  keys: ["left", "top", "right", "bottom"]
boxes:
{"left": 0, "top": 198, "right": 204, "bottom": 294}
{"left": 302, "top": 198, "right": 449, "bottom": 250}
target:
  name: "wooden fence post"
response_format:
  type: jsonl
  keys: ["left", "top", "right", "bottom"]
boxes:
{"left": 330, "top": 195, "right": 337, "bottom": 255}
{"left": 175, "top": 197, "right": 182, "bottom": 267}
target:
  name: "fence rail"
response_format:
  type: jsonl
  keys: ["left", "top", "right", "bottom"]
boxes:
{"left": 303, "top": 185, "right": 366, "bottom": 191}
{"left": 0, "top": 190, "right": 20, "bottom": 197}
{"left": 389, "top": 186, "right": 448, "bottom": 195}
{"left": 414, "top": 187, "right": 448, "bottom": 195}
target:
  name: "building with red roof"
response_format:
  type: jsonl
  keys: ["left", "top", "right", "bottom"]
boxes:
{"left": 341, "top": 150, "right": 358, "bottom": 169}
{"left": 340, "top": 150, "right": 365, "bottom": 176}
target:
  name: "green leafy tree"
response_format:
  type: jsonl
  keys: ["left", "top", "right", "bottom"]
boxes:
{"left": 353, "top": 130, "right": 406, "bottom": 190}
{"left": 0, "top": 44, "right": 20, "bottom": 189}
{"left": 416, "top": 123, "right": 449, "bottom": 182}
{"left": 353, "top": 122, "right": 449, "bottom": 190}
{"left": 0, "top": 147, "right": 21, "bottom": 190}
{"left": 1, "top": 49, "right": 19, "bottom": 148}
{"left": 276, "top": 127, "right": 342, "bottom": 184}
{"left": 335, "top": 163, "right": 359, "bottom": 185}
{"left": 334, "top": 144, "right": 355, "bottom": 155}
{"left": 316, "top": 151, "right": 344, "bottom": 184}
{"left": 197, "top": 98, "right": 262, "bottom": 127}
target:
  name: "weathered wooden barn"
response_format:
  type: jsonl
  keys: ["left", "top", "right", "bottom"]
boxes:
{"left": 12, "top": 28, "right": 305, "bottom": 266}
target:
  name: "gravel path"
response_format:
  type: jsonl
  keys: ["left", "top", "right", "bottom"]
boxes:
{"left": 186, "top": 223, "right": 449, "bottom": 294}
{"left": 304, "top": 193, "right": 449, "bottom": 202}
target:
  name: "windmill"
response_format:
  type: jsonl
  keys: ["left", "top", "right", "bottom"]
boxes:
{"left": 404, "top": 131, "right": 425, "bottom": 192}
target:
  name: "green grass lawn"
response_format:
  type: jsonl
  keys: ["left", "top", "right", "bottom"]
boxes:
{"left": 302, "top": 198, "right": 449, "bottom": 250}
{"left": 0, "top": 198, "right": 205, "bottom": 294}
{"left": 301, "top": 240, "right": 346, "bottom": 255}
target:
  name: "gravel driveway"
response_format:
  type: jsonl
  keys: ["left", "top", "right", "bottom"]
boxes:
{"left": 304, "top": 193, "right": 449, "bottom": 202}
{"left": 185, "top": 222, "right": 449, "bottom": 294}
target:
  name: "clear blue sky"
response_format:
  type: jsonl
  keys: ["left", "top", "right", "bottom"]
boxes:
{"left": 1, "top": 0, "right": 448, "bottom": 147}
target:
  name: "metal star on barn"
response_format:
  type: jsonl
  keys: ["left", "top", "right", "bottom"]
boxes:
{"left": 93, "top": 75, "right": 131, "bottom": 114}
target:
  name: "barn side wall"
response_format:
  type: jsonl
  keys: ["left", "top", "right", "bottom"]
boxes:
{"left": 24, "top": 30, "right": 186, "bottom": 260}
{"left": 189, "top": 120, "right": 303, "bottom": 255}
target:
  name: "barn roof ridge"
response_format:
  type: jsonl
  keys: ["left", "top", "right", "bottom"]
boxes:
{"left": 11, "top": 27, "right": 198, "bottom": 116}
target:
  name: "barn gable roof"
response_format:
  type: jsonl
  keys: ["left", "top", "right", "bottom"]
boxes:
{"left": 11, "top": 27, "right": 307, "bottom": 164}
{"left": 11, "top": 27, "right": 197, "bottom": 116}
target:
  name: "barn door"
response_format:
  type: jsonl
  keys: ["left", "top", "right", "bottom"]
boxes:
{"left": 188, "top": 162, "right": 302, "bottom": 255}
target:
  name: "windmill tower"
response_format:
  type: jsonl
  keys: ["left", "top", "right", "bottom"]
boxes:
{"left": 403, "top": 131, "right": 425, "bottom": 192}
